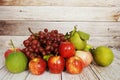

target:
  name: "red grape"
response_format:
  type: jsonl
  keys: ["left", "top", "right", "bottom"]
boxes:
{"left": 22, "top": 28, "right": 67, "bottom": 60}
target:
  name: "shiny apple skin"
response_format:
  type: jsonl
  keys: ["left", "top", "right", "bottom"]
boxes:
{"left": 59, "top": 42, "right": 75, "bottom": 58}
{"left": 48, "top": 56, "right": 65, "bottom": 74}
{"left": 66, "top": 56, "right": 84, "bottom": 74}
{"left": 4, "top": 48, "right": 21, "bottom": 58}
{"left": 75, "top": 51, "right": 93, "bottom": 67}
{"left": 29, "top": 58, "right": 46, "bottom": 75}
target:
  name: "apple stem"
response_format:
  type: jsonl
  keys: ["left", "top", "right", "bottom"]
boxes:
{"left": 55, "top": 52, "right": 58, "bottom": 56}
{"left": 10, "top": 40, "right": 16, "bottom": 52}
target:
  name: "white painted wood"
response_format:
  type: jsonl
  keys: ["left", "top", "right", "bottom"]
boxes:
{"left": 0, "top": 6, "right": 120, "bottom": 21}
{"left": 0, "top": 67, "right": 10, "bottom": 80}
{"left": 0, "top": 51, "right": 5, "bottom": 69}
{"left": 0, "top": 0, "right": 120, "bottom": 7}
{"left": 0, "top": 67, "right": 60, "bottom": 80}
{"left": 0, "top": 21, "right": 120, "bottom": 37}
{"left": 90, "top": 62, "right": 120, "bottom": 80}
{"left": 0, "top": 67, "right": 29, "bottom": 80}
{"left": 62, "top": 66, "right": 99, "bottom": 80}
{"left": 0, "top": 36, "right": 28, "bottom": 49}
{"left": 26, "top": 71, "right": 61, "bottom": 80}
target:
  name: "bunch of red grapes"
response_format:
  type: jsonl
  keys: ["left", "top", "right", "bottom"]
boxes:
{"left": 22, "top": 28, "right": 67, "bottom": 60}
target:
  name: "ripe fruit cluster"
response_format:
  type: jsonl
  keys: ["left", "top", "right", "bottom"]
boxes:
{"left": 21, "top": 28, "right": 85, "bottom": 75}
{"left": 4, "top": 27, "right": 114, "bottom": 75}
{"left": 22, "top": 28, "right": 67, "bottom": 60}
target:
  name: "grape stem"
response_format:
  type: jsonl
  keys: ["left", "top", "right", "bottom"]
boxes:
{"left": 10, "top": 40, "right": 16, "bottom": 52}
{"left": 28, "top": 27, "right": 34, "bottom": 35}
{"left": 28, "top": 27, "right": 38, "bottom": 38}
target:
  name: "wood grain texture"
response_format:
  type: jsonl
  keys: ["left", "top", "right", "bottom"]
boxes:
{"left": 0, "top": 6, "right": 120, "bottom": 21}
{"left": 0, "top": 67, "right": 29, "bottom": 80}
{"left": 62, "top": 66, "right": 99, "bottom": 80}
{"left": 0, "top": 21, "right": 120, "bottom": 36}
{"left": 0, "top": 0, "right": 120, "bottom": 7}
{"left": 0, "top": 50, "right": 5, "bottom": 69}
{"left": 26, "top": 72, "right": 61, "bottom": 80}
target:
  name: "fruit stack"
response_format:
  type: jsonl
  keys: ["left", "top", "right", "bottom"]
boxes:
{"left": 4, "top": 26, "right": 114, "bottom": 75}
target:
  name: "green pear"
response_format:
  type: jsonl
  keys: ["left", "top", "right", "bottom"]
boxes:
{"left": 93, "top": 46, "right": 114, "bottom": 67}
{"left": 77, "top": 30, "right": 90, "bottom": 40}
{"left": 70, "top": 31, "right": 86, "bottom": 50}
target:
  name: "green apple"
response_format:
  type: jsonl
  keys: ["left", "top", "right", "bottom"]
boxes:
{"left": 5, "top": 51, "right": 28, "bottom": 73}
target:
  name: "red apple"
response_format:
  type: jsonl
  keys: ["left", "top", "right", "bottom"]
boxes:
{"left": 48, "top": 56, "right": 65, "bottom": 74}
{"left": 66, "top": 56, "right": 84, "bottom": 74}
{"left": 29, "top": 58, "right": 46, "bottom": 75}
{"left": 4, "top": 48, "right": 21, "bottom": 58}
{"left": 59, "top": 41, "right": 75, "bottom": 58}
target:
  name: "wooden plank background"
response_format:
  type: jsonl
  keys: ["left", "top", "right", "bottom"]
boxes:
{"left": 0, "top": 1, "right": 120, "bottom": 80}
{"left": 0, "top": 6, "right": 120, "bottom": 21}
{"left": 0, "top": 0, "right": 120, "bottom": 7}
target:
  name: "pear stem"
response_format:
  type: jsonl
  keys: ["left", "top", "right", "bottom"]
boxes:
{"left": 10, "top": 40, "right": 16, "bottom": 52}
{"left": 74, "top": 25, "right": 77, "bottom": 31}
{"left": 70, "top": 25, "right": 77, "bottom": 36}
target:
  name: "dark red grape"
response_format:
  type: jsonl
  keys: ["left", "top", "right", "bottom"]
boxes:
{"left": 45, "top": 45, "right": 51, "bottom": 51}
{"left": 22, "top": 28, "right": 67, "bottom": 60}
{"left": 44, "top": 28, "right": 48, "bottom": 32}
{"left": 32, "top": 39, "right": 39, "bottom": 45}
{"left": 31, "top": 45, "right": 37, "bottom": 49}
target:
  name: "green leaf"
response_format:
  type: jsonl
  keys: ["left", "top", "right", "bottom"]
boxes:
{"left": 64, "top": 32, "right": 70, "bottom": 39}
{"left": 43, "top": 54, "right": 53, "bottom": 61}
{"left": 77, "top": 30, "right": 90, "bottom": 40}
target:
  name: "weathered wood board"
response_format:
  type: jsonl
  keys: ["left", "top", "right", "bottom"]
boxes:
{"left": 0, "top": 21, "right": 120, "bottom": 36}
{"left": 0, "top": 6, "right": 120, "bottom": 21}
{"left": 0, "top": 0, "right": 120, "bottom": 7}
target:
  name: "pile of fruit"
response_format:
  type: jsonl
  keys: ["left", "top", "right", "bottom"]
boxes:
{"left": 4, "top": 27, "right": 114, "bottom": 75}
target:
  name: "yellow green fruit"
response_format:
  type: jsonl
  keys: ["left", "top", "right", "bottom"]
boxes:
{"left": 84, "top": 44, "right": 93, "bottom": 52}
{"left": 5, "top": 51, "right": 28, "bottom": 73}
{"left": 93, "top": 46, "right": 114, "bottom": 67}
{"left": 70, "top": 32, "right": 86, "bottom": 50}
